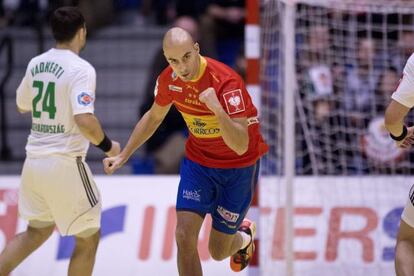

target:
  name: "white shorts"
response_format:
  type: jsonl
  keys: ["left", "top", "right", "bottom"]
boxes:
{"left": 19, "top": 156, "right": 101, "bottom": 236}
{"left": 402, "top": 184, "right": 414, "bottom": 227}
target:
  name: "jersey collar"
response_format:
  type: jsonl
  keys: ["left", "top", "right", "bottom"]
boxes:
{"left": 189, "top": 55, "right": 207, "bottom": 82}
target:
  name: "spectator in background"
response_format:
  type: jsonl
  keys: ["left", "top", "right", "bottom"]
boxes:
{"left": 300, "top": 24, "right": 345, "bottom": 95}
{"left": 360, "top": 66, "right": 405, "bottom": 173}
{"left": 1, "top": 0, "right": 47, "bottom": 26}
{"left": 48, "top": 0, "right": 75, "bottom": 11}
{"left": 339, "top": 37, "right": 382, "bottom": 173}
{"left": 392, "top": 30, "right": 414, "bottom": 73}
{"left": 138, "top": 16, "right": 202, "bottom": 174}
{"left": 298, "top": 24, "right": 331, "bottom": 74}
{"left": 200, "top": 0, "right": 245, "bottom": 67}
{"left": 174, "top": 0, "right": 207, "bottom": 20}
{"left": 113, "top": 0, "right": 149, "bottom": 26}
{"left": 0, "top": 0, "right": 6, "bottom": 27}
{"left": 297, "top": 23, "right": 339, "bottom": 174}
{"left": 137, "top": 0, "right": 175, "bottom": 25}
{"left": 300, "top": 62, "right": 339, "bottom": 174}
{"left": 375, "top": 66, "right": 400, "bottom": 113}
{"left": 343, "top": 37, "right": 381, "bottom": 121}
{"left": 77, "top": 0, "right": 114, "bottom": 34}
{"left": 48, "top": 0, "right": 114, "bottom": 34}
{"left": 298, "top": 24, "right": 336, "bottom": 100}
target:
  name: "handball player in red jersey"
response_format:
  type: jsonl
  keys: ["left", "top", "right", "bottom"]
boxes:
{"left": 104, "top": 27, "right": 268, "bottom": 275}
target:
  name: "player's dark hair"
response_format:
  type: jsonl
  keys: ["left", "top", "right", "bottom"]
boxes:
{"left": 50, "top": 6, "right": 85, "bottom": 43}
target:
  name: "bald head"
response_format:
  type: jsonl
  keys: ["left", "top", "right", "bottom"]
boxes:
{"left": 162, "top": 27, "right": 201, "bottom": 82}
{"left": 163, "top": 27, "right": 194, "bottom": 50}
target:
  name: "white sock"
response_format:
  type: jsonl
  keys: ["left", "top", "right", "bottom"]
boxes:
{"left": 239, "top": 231, "right": 251, "bottom": 250}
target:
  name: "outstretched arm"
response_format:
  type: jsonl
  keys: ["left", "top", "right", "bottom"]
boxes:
{"left": 103, "top": 102, "right": 172, "bottom": 174}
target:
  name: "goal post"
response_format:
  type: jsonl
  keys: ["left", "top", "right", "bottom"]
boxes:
{"left": 282, "top": 2, "right": 296, "bottom": 276}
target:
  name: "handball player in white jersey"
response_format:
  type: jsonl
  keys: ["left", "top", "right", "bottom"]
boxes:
{"left": 0, "top": 6, "right": 120, "bottom": 276}
{"left": 385, "top": 53, "right": 414, "bottom": 276}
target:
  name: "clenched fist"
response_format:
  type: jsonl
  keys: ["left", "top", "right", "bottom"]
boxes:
{"left": 199, "top": 87, "right": 223, "bottom": 114}
{"left": 103, "top": 154, "right": 125, "bottom": 175}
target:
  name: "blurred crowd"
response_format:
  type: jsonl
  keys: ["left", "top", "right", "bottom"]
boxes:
{"left": 259, "top": 4, "right": 414, "bottom": 175}
{"left": 290, "top": 7, "right": 414, "bottom": 175}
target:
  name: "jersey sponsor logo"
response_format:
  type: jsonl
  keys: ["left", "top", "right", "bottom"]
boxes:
{"left": 193, "top": 118, "right": 207, "bottom": 128}
{"left": 168, "top": 85, "right": 182, "bottom": 92}
{"left": 184, "top": 97, "right": 202, "bottom": 106}
{"left": 223, "top": 89, "right": 245, "bottom": 115}
{"left": 187, "top": 118, "right": 220, "bottom": 138}
{"left": 181, "top": 112, "right": 222, "bottom": 138}
{"left": 77, "top": 92, "right": 94, "bottom": 106}
{"left": 31, "top": 123, "right": 65, "bottom": 134}
{"left": 217, "top": 206, "right": 239, "bottom": 223}
{"left": 182, "top": 189, "right": 201, "bottom": 202}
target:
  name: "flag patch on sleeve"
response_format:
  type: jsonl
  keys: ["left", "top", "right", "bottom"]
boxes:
{"left": 77, "top": 92, "right": 94, "bottom": 106}
{"left": 223, "top": 89, "right": 245, "bottom": 115}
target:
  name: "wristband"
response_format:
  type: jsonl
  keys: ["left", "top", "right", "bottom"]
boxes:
{"left": 96, "top": 134, "right": 112, "bottom": 152}
{"left": 390, "top": 125, "right": 408, "bottom": 141}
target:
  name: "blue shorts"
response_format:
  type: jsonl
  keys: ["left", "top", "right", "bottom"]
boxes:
{"left": 176, "top": 158, "right": 260, "bottom": 234}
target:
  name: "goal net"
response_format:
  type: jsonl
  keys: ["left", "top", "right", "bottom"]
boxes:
{"left": 259, "top": 0, "right": 414, "bottom": 275}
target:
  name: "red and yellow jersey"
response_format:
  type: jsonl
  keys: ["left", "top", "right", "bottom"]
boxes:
{"left": 154, "top": 56, "right": 268, "bottom": 168}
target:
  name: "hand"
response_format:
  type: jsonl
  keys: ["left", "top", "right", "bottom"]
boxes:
{"left": 199, "top": 87, "right": 223, "bottom": 114}
{"left": 105, "top": 140, "right": 121, "bottom": 157}
{"left": 103, "top": 154, "right": 125, "bottom": 175}
{"left": 397, "top": 126, "right": 414, "bottom": 149}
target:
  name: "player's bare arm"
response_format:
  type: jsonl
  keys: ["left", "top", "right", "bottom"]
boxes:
{"left": 199, "top": 87, "right": 249, "bottom": 155}
{"left": 385, "top": 100, "right": 414, "bottom": 148}
{"left": 74, "top": 113, "right": 121, "bottom": 156}
{"left": 103, "top": 102, "right": 172, "bottom": 174}
{"left": 16, "top": 76, "right": 32, "bottom": 114}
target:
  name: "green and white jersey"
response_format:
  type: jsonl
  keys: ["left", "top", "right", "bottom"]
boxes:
{"left": 392, "top": 53, "right": 414, "bottom": 108}
{"left": 16, "top": 48, "right": 96, "bottom": 158}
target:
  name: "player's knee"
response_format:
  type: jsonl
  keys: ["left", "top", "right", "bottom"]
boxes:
{"left": 175, "top": 227, "right": 197, "bottom": 250}
{"left": 75, "top": 229, "right": 100, "bottom": 251}
{"left": 175, "top": 227, "right": 189, "bottom": 245}
{"left": 27, "top": 224, "right": 55, "bottom": 243}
